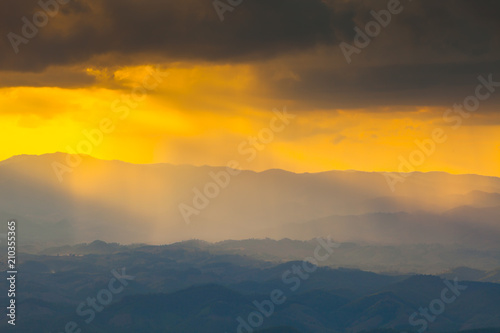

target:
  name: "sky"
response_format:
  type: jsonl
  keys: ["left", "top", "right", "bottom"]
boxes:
{"left": 1, "top": 0, "right": 500, "bottom": 176}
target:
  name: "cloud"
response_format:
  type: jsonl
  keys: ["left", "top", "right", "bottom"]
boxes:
{"left": 1, "top": 0, "right": 500, "bottom": 112}
{"left": 333, "top": 135, "right": 347, "bottom": 145}
{"left": 0, "top": 66, "right": 96, "bottom": 88}
{"left": 4, "top": 0, "right": 498, "bottom": 72}
{"left": 260, "top": 59, "right": 500, "bottom": 110}
{"left": 0, "top": 0, "right": 335, "bottom": 72}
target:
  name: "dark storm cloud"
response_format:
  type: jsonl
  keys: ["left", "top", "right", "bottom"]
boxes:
{"left": 1, "top": 0, "right": 498, "bottom": 71}
{"left": 260, "top": 0, "right": 500, "bottom": 110}
{"left": 262, "top": 60, "right": 500, "bottom": 110}
{"left": 1, "top": 0, "right": 500, "bottom": 110}
{"left": 0, "top": 66, "right": 96, "bottom": 87}
{"left": 0, "top": 0, "right": 337, "bottom": 72}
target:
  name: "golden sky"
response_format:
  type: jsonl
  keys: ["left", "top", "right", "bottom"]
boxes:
{"left": 1, "top": 0, "right": 499, "bottom": 177}
{"left": 1, "top": 62, "right": 499, "bottom": 177}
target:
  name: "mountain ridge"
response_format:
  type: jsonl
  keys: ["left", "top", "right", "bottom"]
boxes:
{"left": 3, "top": 152, "right": 500, "bottom": 179}
{"left": 1, "top": 153, "right": 500, "bottom": 256}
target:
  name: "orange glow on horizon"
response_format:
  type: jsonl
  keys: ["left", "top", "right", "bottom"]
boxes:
{"left": 1, "top": 64, "right": 499, "bottom": 177}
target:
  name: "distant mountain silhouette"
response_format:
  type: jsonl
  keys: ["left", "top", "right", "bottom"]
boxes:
{"left": 28, "top": 239, "right": 500, "bottom": 283}
{"left": 1, "top": 153, "right": 500, "bottom": 247}
{"left": 1, "top": 245, "right": 499, "bottom": 332}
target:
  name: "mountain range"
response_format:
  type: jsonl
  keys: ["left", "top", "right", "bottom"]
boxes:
{"left": 0, "top": 243, "right": 499, "bottom": 333}
{"left": 1, "top": 153, "right": 500, "bottom": 248}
